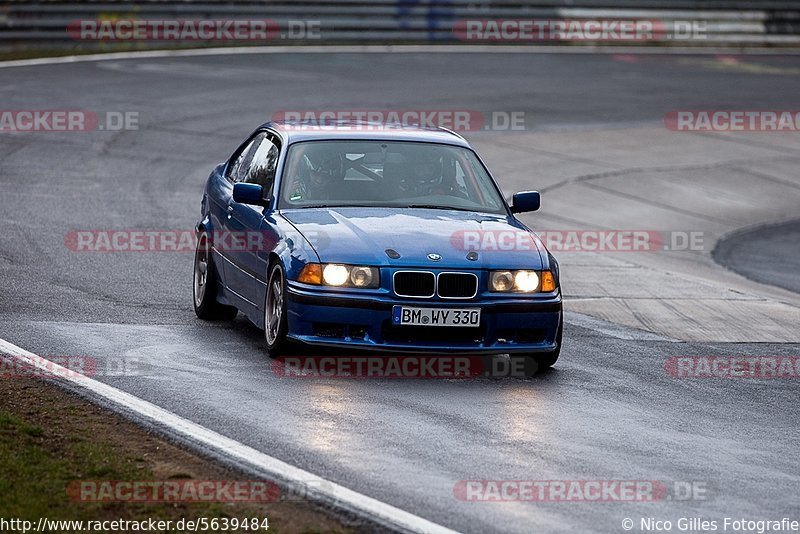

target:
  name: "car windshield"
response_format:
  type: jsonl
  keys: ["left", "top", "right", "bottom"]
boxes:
{"left": 278, "top": 140, "right": 507, "bottom": 214}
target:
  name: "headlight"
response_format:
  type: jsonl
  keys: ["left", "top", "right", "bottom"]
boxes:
{"left": 322, "top": 264, "right": 350, "bottom": 286}
{"left": 514, "top": 270, "right": 539, "bottom": 292}
{"left": 490, "top": 270, "right": 557, "bottom": 293}
{"left": 490, "top": 271, "right": 514, "bottom": 292}
{"left": 350, "top": 266, "right": 374, "bottom": 287}
{"left": 298, "top": 263, "right": 379, "bottom": 288}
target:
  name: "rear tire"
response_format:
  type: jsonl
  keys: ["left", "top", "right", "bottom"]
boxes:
{"left": 193, "top": 231, "right": 238, "bottom": 321}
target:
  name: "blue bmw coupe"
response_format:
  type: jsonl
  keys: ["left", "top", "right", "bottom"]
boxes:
{"left": 193, "top": 121, "right": 563, "bottom": 370}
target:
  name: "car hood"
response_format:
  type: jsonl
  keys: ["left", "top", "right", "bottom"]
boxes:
{"left": 281, "top": 207, "right": 544, "bottom": 269}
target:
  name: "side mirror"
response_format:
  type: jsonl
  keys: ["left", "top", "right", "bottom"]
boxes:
{"left": 233, "top": 183, "right": 266, "bottom": 206}
{"left": 510, "top": 191, "right": 540, "bottom": 213}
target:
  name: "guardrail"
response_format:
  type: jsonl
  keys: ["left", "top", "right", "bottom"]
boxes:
{"left": 1, "top": 1, "right": 799, "bottom": 48}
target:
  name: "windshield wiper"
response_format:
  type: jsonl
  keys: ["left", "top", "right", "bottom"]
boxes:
{"left": 285, "top": 203, "right": 476, "bottom": 212}
{"left": 405, "top": 204, "right": 474, "bottom": 212}
{"left": 288, "top": 204, "right": 362, "bottom": 209}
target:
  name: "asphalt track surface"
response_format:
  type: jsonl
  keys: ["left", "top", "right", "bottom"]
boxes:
{"left": 1, "top": 51, "right": 799, "bottom": 533}
{"left": 715, "top": 219, "right": 800, "bottom": 295}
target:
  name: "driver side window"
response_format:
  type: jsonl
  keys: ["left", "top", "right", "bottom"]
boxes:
{"left": 227, "top": 132, "right": 266, "bottom": 183}
{"left": 245, "top": 134, "right": 280, "bottom": 193}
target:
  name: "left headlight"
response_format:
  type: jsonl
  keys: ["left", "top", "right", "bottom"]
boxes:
{"left": 489, "top": 270, "right": 556, "bottom": 293}
{"left": 298, "top": 263, "right": 380, "bottom": 288}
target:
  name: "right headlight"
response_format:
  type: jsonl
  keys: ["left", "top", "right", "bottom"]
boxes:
{"left": 490, "top": 270, "right": 556, "bottom": 293}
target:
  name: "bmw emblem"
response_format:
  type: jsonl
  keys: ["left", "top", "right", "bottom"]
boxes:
{"left": 427, "top": 253, "right": 442, "bottom": 262}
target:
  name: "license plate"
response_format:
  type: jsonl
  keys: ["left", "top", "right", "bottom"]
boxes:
{"left": 392, "top": 306, "right": 481, "bottom": 327}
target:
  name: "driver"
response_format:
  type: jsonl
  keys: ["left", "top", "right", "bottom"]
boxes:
{"left": 285, "top": 147, "right": 344, "bottom": 202}
{"left": 410, "top": 152, "right": 447, "bottom": 195}
{"left": 412, "top": 158, "right": 441, "bottom": 185}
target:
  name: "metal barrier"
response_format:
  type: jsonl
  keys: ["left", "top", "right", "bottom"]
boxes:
{"left": 1, "top": 1, "right": 799, "bottom": 48}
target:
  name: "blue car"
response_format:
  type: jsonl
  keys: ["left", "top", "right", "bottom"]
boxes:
{"left": 193, "top": 121, "right": 563, "bottom": 371}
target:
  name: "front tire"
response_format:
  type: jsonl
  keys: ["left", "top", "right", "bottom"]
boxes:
{"left": 264, "top": 262, "right": 291, "bottom": 358}
{"left": 514, "top": 311, "right": 563, "bottom": 376}
{"left": 193, "top": 231, "right": 238, "bottom": 320}
{"left": 534, "top": 315, "right": 563, "bottom": 369}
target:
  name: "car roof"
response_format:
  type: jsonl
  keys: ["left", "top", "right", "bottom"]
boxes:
{"left": 260, "top": 119, "right": 472, "bottom": 148}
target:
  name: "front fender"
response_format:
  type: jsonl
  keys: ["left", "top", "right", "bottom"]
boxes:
{"left": 271, "top": 214, "right": 322, "bottom": 281}
{"left": 251, "top": 214, "right": 321, "bottom": 328}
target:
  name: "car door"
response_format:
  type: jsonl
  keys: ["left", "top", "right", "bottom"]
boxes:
{"left": 224, "top": 132, "right": 280, "bottom": 307}
{"left": 208, "top": 136, "right": 256, "bottom": 265}
{"left": 248, "top": 133, "right": 282, "bottom": 308}
{"left": 217, "top": 131, "right": 266, "bottom": 306}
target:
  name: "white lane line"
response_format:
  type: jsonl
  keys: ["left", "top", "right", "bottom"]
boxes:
{"left": 1, "top": 44, "right": 799, "bottom": 69}
{"left": 0, "top": 337, "right": 460, "bottom": 534}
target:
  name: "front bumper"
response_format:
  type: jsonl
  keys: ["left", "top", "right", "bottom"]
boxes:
{"left": 285, "top": 283, "right": 562, "bottom": 354}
